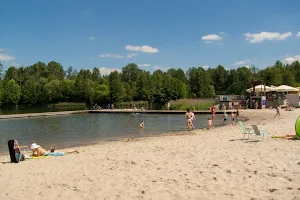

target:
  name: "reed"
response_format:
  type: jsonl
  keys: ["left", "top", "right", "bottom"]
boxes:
{"left": 48, "top": 102, "right": 86, "bottom": 107}
{"left": 167, "top": 99, "right": 215, "bottom": 110}
{"left": 115, "top": 101, "right": 149, "bottom": 109}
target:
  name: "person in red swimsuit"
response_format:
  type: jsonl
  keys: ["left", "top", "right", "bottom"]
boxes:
{"left": 211, "top": 105, "right": 215, "bottom": 117}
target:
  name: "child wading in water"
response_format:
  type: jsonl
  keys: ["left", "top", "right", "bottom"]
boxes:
{"left": 208, "top": 118, "right": 214, "bottom": 130}
{"left": 140, "top": 120, "right": 145, "bottom": 129}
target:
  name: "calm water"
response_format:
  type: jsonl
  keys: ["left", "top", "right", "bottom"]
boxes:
{"left": 0, "top": 105, "right": 85, "bottom": 115}
{"left": 0, "top": 113, "right": 224, "bottom": 153}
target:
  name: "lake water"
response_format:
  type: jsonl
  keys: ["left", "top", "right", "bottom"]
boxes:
{"left": 0, "top": 105, "right": 85, "bottom": 115}
{"left": 0, "top": 113, "right": 224, "bottom": 153}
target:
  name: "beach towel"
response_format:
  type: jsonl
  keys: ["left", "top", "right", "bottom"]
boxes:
{"left": 43, "top": 152, "right": 66, "bottom": 156}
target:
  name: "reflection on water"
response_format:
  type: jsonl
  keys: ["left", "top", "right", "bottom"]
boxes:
{"left": 0, "top": 113, "right": 224, "bottom": 153}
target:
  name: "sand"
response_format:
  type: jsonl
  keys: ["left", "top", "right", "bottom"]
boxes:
{"left": 0, "top": 109, "right": 300, "bottom": 200}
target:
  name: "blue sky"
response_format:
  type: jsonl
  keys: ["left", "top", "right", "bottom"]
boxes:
{"left": 1, "top": 0, "right": 300, "bottom": 75}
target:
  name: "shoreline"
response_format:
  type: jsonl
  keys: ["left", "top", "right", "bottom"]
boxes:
{"left": 0, "top": 109, "right": 237, "bottom": 120}
{"left": 1, "top": 109, "right": 299, "bottom": 199}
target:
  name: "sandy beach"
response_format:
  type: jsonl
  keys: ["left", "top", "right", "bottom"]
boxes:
{"left": 1, "top": 109, "right": 300, "bottom": 200}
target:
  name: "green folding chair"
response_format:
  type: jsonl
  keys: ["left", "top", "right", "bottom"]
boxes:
{"left": 238, "top": 121, "right": 253, "bottom": 140}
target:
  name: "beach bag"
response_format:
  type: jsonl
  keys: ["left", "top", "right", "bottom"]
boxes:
{"left": 8, "top": 140, "right": 25, "bottom": 163}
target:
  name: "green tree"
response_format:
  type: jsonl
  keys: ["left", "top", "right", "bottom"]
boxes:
{"left": 47, "top": 61, "right": 65, "bottom": 80}
{"left": 6, "top": 79, "right": 21, "bottom": 105}
{"left": 4, "top": 66, "right": 18, "bottom": 81}
{"left": 108, "top": 71, "right": 125, "bottom": 103}
{"left": 90, "top": 84, "right": 109, "bottom": 105}
{"left": 43, "top": 80, "right": 62, "bottom": 103}
{"left": 22, "top": 77, "right": 41, "bottom": 105}
{"left": 236, "top": 66, "right": 253, "bottom": 92}
{"left": 188, "top": 67, "right": 215, "bottom": 98}
{"left": 28, "top": 62, "right": 48, "bottom": 79}
{"left": 61, "top": 79, "right": 76, "bottom": 102}
{"left": 213, "top": 65, "right": 228, "bottom": 94}
{"left": 74, "top": 69, "right": 93, "bottom": 102}
{"left": 136, "top": 72, "right": 154, "bottom": 101}
{"left": 0, "top": 62, "right": 3, "bottom": 80}
{"left": 92, "top": 67, "right": 101, "bottom": 82}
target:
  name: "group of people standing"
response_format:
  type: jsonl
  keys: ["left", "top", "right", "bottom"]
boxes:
{"left": 184, "top": 105, "right": 240, "bottom": 131}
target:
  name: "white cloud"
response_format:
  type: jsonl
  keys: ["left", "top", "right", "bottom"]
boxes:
{"left": 152, "top": 65, "right": 170, "bottom": 71}
{"left": 125, "top": 45, "right": 159, "bottom": 53}
{"left": 297, "top": 32, "right": 300, "bottom": 37}
{"left": 0, "top": 48, "right": 4, "bottom": 52}
{"left": 201, "top": 34, "right": 222, "bottom": 42}
{"left": 127, "top": 53, "right": 138, "bottom": 58}
{"left": 138, "top": 64, "right": 151, "bottom": 67}
{"left": 282, "top": 55, "right": 300, "bottom": 64}
{"left": 90, "top": 36, "right": 95, "bottom": 40}
{"left": 98, "top": 67, "right": 121, "bottom": 75}
{"left": 233, "top": 59, "right": 251, "bottom": 66}
{"left": 244, "top": 31, "right": 292, "bottom": 43}
{"left": 99, "top": 53, "right": 124, "bottom": 58}
{"left": 0, "top": 53, "right": 15, "bottom": 61}
{"left": 202, "top": 65, "right": 209, "bottom": 69}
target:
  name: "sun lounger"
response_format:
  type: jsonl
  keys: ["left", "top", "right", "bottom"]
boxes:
{"left": 238, "top": 121, "right": 253, "bottom": 139}
{"left": 252, "top": 125, "right": 268, "bottom": 140}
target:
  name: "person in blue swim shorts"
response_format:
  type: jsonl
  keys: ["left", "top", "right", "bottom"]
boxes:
{"left": 30, "top": 143, "right": 79, "bottom": 157}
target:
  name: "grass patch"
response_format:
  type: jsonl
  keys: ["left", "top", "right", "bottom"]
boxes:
{"left": 167, "top": 99, "right": 215, "bottom": 110}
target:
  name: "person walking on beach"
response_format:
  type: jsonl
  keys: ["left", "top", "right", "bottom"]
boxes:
{"left": 236, "top": 108, "right": 240, "bottom": 120}
{"left": 274, "top": 105, "right": 280, "bottom": 118}
{"left": 223, "top": 111, "right": 228, "bottom": 126}
{"left": 185, "top": 109, "right": 193, "bottom": 131}
{"left": 231, "top": 112, "right": 236, "bottom": 125}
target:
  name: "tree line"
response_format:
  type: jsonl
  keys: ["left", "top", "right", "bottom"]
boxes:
{"left": 0, "top": 60, "right": 299, "bottom": 107}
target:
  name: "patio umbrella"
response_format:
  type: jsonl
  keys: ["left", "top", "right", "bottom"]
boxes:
{"left": 272, "top": 85, "right": 299, "bottom": 92}
{"left": 246, "top": 84, "right": 272, "bottom": 93}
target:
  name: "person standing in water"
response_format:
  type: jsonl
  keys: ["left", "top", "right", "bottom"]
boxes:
{"left": 185, "top": 109, "right": 193, "bottom": 131}
{"left": 208, "top": 118, "right": 214, "bottom": 130}
{"left": 140, "top": 120, "right": 145, "bottom": 129}
{"left": 191, "top": 111, "right": 196, "bottom": 129}
{"left": 211, "top": 105, "right": 215, "bottom": 118}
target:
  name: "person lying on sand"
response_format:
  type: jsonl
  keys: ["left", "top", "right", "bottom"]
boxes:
{"left": 30, "top": 143, "right": 79, "bottom": 157}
